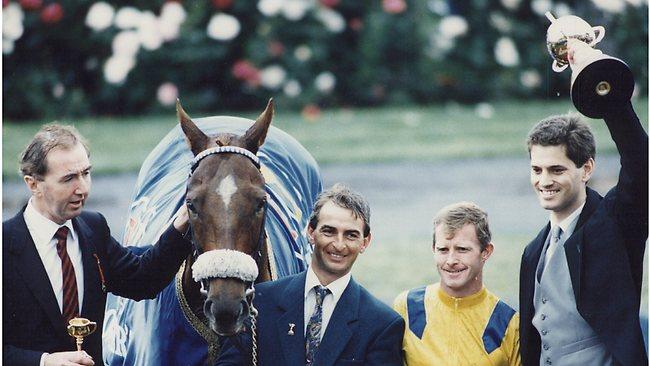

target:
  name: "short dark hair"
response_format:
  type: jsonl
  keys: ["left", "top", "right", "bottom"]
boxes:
{"left": 433, "top": 202, "right": 491, "bottom": 251}
{"left": 308, "top": 183, "right": 371, "bottom": 237}
{"left": 20, "top": 124, "right": 89, "bottom": 179}
{"left": 526, "top": 114, "right": 596, "bottom": 167}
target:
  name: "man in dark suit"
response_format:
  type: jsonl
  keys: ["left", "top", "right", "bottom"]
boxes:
{"left": 217, "top": 184, "right": 405, "bottom": 365}
{"left": 3, "top": 124, "right": 191, "bottom": 366}
{"left": 519, "top": 43, "right": 648, "bottom": 365}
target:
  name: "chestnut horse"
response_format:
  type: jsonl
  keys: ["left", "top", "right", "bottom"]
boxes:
{"left": 103, "top": 100, "right": 322, "bottom": 365}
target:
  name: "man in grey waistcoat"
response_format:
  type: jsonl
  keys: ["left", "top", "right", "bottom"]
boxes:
{"left": 518, "top": 44, "right": 648, "bottom": 365}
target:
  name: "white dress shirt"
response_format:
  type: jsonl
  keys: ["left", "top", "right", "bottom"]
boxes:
{"left": 303, "top": 267, "right": 351, "bottom": 340}
{"left": 23, "top": 198, "right": 85, "bottom": 313}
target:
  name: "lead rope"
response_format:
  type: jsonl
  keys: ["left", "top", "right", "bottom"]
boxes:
{"left": 251, "top": 312, "right": 258, "bottom": 366}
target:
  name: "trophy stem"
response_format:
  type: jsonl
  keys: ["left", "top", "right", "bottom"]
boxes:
{"left": 545, "top": 12, "right": 557, "bottom": 23}
{"left": 75, "top": 336, "right": 84, "bottom": 351}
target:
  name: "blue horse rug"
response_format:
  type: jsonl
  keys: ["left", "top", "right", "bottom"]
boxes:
{"left": 102, "top": 116, "right": 322, "bottom": 365}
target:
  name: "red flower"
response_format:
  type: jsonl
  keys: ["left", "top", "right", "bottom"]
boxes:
{"left": 40, "top": 2, "right": 63, "bottom": 24}
{"left": 3, "top": 0, "right": 10, "bottom": 8}
{"left": 348, "top": 18, "right": 363, "bottom": 31}
{"left": 268, "top": 41, "right": 285, "bottom": 57}
{"left": 231, "top": 60, "right": 260, "bottom": 87}
{"left": 319, "top": 0, "right": 339, "bottom": 8}
{"left": 382, "top": 0, "right": 406, "bottom": 14}
{"left": 301, "top": 104, "right": 321, "bottom": 121}
{"left": 211, "top": 0, "right": 232, "bottom": 9}
{"left": 19, "top": 0, "right": 41, "bottom": 10}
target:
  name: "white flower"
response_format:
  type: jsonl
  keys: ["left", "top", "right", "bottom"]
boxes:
{"left": 439, "top": 15, "right": 468, "bottom": 39}
{"left": 520, "top": 69, "right": 542, "bottom": 89}
{"left": 475, "top": 103, "right": 494, "bottom": 119}
{"left": 207, "top": 13, "right": 241, "bottom": 41}
{"left": 284, "top": 79, "right": 302, "bottom": 97}
{"left": 490, "top": 12, "right": 512, "bottom": 33}
{"left": 161, "top": 2, "right": 186, "bottom": 25}
{"left": 115, "top": 7, "right": 142, "bottom": 30}
{"left": 104, "top": 55, "right": 136, "bottom": 84}
{"left": 282, "top": 0, "right": 312, "bottom": 21}
{"left": 3, "top": 39, "right": 15, "bottom": 55}
{"left": 157, "top": 82, "right": 178, "bottom": 106}
{"left": 112, "top": 30, "right": 140, "bottom": 56}
{"left": 316, "top": 8, "right": 345, "bottom": 33}
{"left": 531, "top": 0, "right": 552, "bottom": 16}
{"left": 52, "top": 83, "right": 65, "bottom": 98}
{"left": 427, "top": 0, "right": 449, "bottom": 16}
{"left": 625, "top": 0, "right": 642, "bottom": 6}
{"left": 494, "top": 37, "right": 519, "bottom": 67}
{"left": 591, "top": 0, "right": 625, "bottom": 13}
{"left": 315, "top": 72, "right": 336, "bottom": 93}
{"left": 3, "top": 4, "right": 24, "bottom": 42}
{"left": 500, "top": 0, "right": 521, "bottom": 10}
{"left": 294, "top": 45, "right": 312, "bottom": 62}
{"left": 258, "top": 0, "right": 285, "bottom": 17}
{"left": 86, "top": 2, "right": 115, "bottom": 32}
{"left": 138, "top": 11, "right": 163, "bottom": 51}
{"left": 260, "top": 65, "right": 286, "bottom": 89}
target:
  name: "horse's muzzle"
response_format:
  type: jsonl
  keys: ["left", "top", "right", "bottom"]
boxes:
{"left": 204, "top": 296, "right": 250, "bottom": 336}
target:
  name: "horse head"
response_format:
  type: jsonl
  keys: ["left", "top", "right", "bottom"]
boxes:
{"left": 178, "top": 99, "right": 273, "bottom": 336}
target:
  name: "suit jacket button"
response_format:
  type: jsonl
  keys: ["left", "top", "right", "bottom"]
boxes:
{"left": 541, "top": 329, "right": 548, "bottom": 335}
{"left": 541, "top": 314, "right": 547, "bottom": 320}
{"left": 542, "top": 298, "right": 547, "bottom": 304}
{"left": 543, "top": 344, "right": 550, "bottom": 350}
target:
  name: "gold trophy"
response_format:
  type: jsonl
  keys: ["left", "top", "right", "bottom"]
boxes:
{"left": 67, "top": 317, "right": 97, "bottom": 351}
{"left": 545, "top": 12, "right": 634, "bottom": 118}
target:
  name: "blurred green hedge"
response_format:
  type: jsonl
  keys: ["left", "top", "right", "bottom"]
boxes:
{"left": 3, "top": 0, "right": 647, "bottom": 121}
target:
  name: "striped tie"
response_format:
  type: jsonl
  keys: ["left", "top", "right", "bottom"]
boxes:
{"left": 305, "top": 285, "right": 329, "bottom": 365}
{"left": 55, "top": 227, "right": 79, "bottom": 323}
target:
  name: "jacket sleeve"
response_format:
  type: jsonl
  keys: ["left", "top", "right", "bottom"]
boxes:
{"left": 365, "top": 314, "right": 406, "bottom": 366}
{"left": 91, "top": 212, "right": 192, "bottom": 300}
{"left": 2, "top": 345, "right": 44, "bottom": 366}
{"left": 604, "top": 101, "right": 648, "bottom": 241}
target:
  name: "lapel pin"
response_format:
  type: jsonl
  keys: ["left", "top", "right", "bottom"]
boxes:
{"left": 287, "top": 323, "right": 295, "bottom": 336}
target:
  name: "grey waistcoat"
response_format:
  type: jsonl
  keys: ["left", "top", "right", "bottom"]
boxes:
{"left": 533, "top": 231, "right": 615, "bottom": 366}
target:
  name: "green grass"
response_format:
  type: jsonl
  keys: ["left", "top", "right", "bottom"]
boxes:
{"left": 4, "top": 98, "right": 647, "bottom": 179}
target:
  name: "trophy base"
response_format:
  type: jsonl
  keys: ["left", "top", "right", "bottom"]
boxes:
{"left": 571, "top": 57, "right": 634, "bottom": 118}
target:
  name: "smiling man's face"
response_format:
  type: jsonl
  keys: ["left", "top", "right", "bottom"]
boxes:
{"left": 308, "top": 201, "right": 370, "bottom": 286}
{"left": 434, "top": 223, "right": 492, "bottom": 298}
{"left": 529, "top": 144, "right": 592, "bottom": 222}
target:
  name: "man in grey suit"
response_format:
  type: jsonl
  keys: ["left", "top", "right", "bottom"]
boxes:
{"left": 518, "top": 42, "right": 648, "bottom": 365}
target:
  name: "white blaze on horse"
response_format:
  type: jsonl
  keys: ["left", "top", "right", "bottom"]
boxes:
{"left": 103, "top": 100, "right": 322, "bottom": 365}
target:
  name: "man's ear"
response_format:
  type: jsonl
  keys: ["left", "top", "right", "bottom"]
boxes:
{"left": 360, "top": 232, "right": 372, "bottom": 253}
{"left": 307, "top": 226, "right": 315, "bottom": 243}
{"left": 24, "top": 175, "right": 40, "bottom": 196}
{"left": 582, "top": 157, "right": 595, "bottom": 182}
{"left": 481, "top": 243, "right": 494, "bottom": 262}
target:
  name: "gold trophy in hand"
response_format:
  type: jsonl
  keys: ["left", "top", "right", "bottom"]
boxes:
{"left": 545, "top": 12, "right": 634, "bottom": 118}
{"left": 67, "top": 317, "right": 97, "bottom": 351}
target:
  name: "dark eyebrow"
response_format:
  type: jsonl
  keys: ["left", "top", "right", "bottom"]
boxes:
{"left": 60, "top": 165, "right": 92, "bottom": 182}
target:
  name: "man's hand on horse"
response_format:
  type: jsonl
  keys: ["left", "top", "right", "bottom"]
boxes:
{"left": 43, "top": 351, "right": 94, "bottom": 366}
{"left": 173, "top": 202, "right": 190, "bottom": 233}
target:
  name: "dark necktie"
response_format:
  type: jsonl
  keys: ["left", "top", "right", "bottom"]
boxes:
{"left": 305, "top": 285, "right": 329, "bottom": 365}
{"left": 55, "top": 226, "right": 79, "bottom": 323}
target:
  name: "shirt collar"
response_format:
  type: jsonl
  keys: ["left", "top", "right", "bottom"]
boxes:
{"left": 304, "top": 266, "right": 351, "bottom": 303}
{"left": 24, "top": 198, "right": 75, "bottom": 248}
{"left": 550, "top": 202, "right": 585, "bottom": 237}
{"left": 435, "top": 283, "right": 487, "bottom": 309}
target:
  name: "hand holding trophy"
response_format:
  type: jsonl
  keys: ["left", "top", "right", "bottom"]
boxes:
{"left": 545, "top": 12, "right": 634, "bottom": 118}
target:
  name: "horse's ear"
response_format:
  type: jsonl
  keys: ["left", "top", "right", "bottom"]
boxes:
{"left": 177, "top": 99, "right": 209, "bottom": 156}
{"left": 242, "top": 99, "right": 274, "bottom": 154}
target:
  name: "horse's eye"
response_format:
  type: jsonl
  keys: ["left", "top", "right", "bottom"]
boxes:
{"left": 186, "top": 199, "right": 197, "bottom": 213}
{"left": 257, "top": 198, "right": 267, "bottom": 211}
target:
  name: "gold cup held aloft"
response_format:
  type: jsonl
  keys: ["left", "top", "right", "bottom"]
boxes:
{"left": 545, "top": 12, "right": 634, "bottom": 118}
{"left": 67, "top": 317, "right": 97, "bottom": 351}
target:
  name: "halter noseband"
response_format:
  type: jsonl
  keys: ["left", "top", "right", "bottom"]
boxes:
{"left": 187, "top": 145, "right": 266, "bottom": 290}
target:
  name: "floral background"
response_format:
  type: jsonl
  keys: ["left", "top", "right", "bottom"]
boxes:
{"left": 3, "top": 0, "right": 648, "bottom": 120}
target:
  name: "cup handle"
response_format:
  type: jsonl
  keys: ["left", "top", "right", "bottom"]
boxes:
{"left": 591, "top": 26, "right": 605, "bottom": 45}
{"left": 552, "top": 60, "right": 568, "bottom": 72}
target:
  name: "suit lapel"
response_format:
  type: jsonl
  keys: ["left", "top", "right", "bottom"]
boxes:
{"left": 277, "top": 272, "right": 307, "bottom": 366}
{"left": 8, "top": 212, "right": 65, "bottom": 333}
{"left": 315, "top": 278, "right": 359, "bottom": 366}
{"left": 564, "top": 187, "right": 601, "bottom": 304}
{"left": 73, "top": 216, "right": 103, "bottom": 317}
